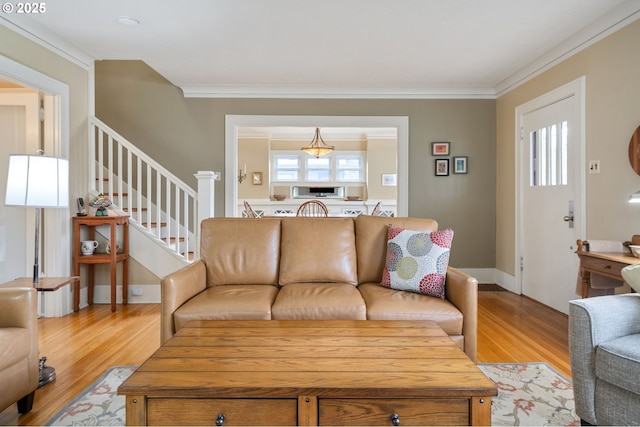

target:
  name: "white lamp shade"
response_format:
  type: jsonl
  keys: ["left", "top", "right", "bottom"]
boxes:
{"left": 5, "top": 154, "right": 69, "bottom": 208}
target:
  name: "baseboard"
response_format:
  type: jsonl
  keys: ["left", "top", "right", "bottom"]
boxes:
{"left": 78, "top": 283, "right": 161, "bottom": 308}
{"left": 459, "top": 268, "right": 518, "bottom": 293}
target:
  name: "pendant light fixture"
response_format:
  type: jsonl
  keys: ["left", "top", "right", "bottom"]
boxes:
{"left": 301, "top": 127, "right": 334, "bottom": 158}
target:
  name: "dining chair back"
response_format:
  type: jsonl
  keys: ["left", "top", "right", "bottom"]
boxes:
{"left": 243, "top": 201, "right": 258, "bottom": 218}
{"left": 296, "top": 200, "right": 329, "bottom": 217}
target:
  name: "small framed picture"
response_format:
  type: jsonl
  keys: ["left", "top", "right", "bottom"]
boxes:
{"left": 381, "top": 173, "right": 397, "bottom": 186}
{"left": 435, "top": 159, "right": 449, "bottom": 176}
{"left": 432, "top": 142, "right": 450, "bottom": 156}
{"left": 252, "top": 172, "right": 262, "bottom": 185}
{"left": 453, "top": 156, "right": 468, "bottom": 174}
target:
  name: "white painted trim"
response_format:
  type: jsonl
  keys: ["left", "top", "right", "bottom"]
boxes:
{"left": 514, "top": 77, "right": 586, "bottom": 296}
{"left": 0, "top": 54, "right": 72, "bottom": 316}
{"left": 496, "top": 2, "right": 640, "bottom": 96}
{"left": 225, "top": 115, "right": 409, "bottom": 217}
{"left": 79, "top": 283, "right": 161, "bottom": 308}
{"left": 0, "top": 16, "right": 93, "bottom": 70}
{"left": 183, "top": 85, "right": 497, "bottom": 99}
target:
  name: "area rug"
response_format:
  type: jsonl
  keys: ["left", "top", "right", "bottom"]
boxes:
{"left": 46, "top": 363, "right": 579, "bottom": 426}
{"left": 479, "top": 363, "right": 579, "bottom": 426}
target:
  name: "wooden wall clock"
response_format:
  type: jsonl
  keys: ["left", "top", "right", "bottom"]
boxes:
{"left": 629, "top": 125, "right": 640, "bottom": 175}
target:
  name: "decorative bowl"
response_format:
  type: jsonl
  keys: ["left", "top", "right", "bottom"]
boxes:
{"left": 273, "top": 194, "right": 286, "bottom": 201}
{"left": 629, "top": 245, "right": 640, "bottom": 258}
{"left": 345, "top": 196, "right": 360, "bottom": 201}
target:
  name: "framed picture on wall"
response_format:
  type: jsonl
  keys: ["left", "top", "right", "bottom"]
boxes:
{"left": 435, "top": 159, "right": 449, "bottom": 176}
{"left": 453, "top": 156, "right": 468, "bottom": 174}
{"left": 381, "top": 174, "right": 397, "bottom": 186}
{"left": 252, "top": 172, "right": 262, "bottom": 185}
{"left": 432, "top": 142, "right": 450, "bottom": 156}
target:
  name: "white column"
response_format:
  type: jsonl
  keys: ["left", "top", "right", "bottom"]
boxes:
{"left": 195, "top": 170, "right": 219, "bottom": 227}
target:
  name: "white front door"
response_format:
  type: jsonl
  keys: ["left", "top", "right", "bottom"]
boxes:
{"left": 517, "top": 78, "right": 585, "bottom": 315}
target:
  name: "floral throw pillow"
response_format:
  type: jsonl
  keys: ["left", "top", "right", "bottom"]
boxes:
{"left": 381, "top": 225, "right": 454, "bottom": 299}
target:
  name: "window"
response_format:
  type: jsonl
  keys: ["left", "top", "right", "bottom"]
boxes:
{"left": 336, "top": 155, "right": 363, "bottom": 182}
{"left": 273, "top": 155, "right": 299, "bottom": 181}
{"left": 271, "top": 151, "right": 365, "bottom": 183}
{"left": 529, "top": 121, "right": 568, "bottom": 187}
{"left": 305, "top": 157, "right": 331, "bottom": 181}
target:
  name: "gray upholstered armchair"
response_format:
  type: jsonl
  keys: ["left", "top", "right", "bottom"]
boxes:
{"left": 0, "top": 287, "right": 39, "bottom": 414}
{"left": 569, "top": 293, "right": 640, "bottom": 425}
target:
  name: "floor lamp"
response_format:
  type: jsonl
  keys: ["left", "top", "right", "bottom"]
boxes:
{"left": 4, "top": 153, "right": 69, "bottom": 283}
{"left": 4, "top": 152, "right": 69, "bottom": 387}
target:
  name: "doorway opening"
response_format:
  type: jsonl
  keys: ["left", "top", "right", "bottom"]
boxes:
{"left": 225, "top": 115, "right": 409, "bottom": 217}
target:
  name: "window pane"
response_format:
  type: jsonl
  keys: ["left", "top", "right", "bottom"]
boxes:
{"left": 529, "top": 121, "right": 568, "bottom": 187}
{"left": 276, "top": 170, "right": 298, "bottom": 181}
{"left": 276, "top": 156, "right": 299, "bottom": 168}
{"left": 339, "top": 170, "right": 361, "bottom": 181}
{"left": 337, "top": 157, "right": 361, "bottom": 168}
{"left": 306, "top": 157, "right": 330, "bottom": 169}
{"left": 307, "top": 169, "right": 330, "bottom": 181}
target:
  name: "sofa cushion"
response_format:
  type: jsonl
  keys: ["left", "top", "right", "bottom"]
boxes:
{"left": 200, "top": 218, "right": 281, "bottom": 287}
{"left": 0, "top": 328, "right": 30, "bottom": 371}
{"left": 358, "top": 283, "right": 463, "bottom": 335}
{"left": 173, "top": 285, "right": 279, "bottom": 331}
{"left": 272, "top": 283, "right": 366, "bottom": 320}
{"left": 355, "top": 215, "right": 439, "bottom": 285}
{"left": 381, "top": 225, "right": 453, "bottom": 299}
{"left": 279, "top": 217, "right": 357, "bottom": 286}
{"left": 596, "top": 333, "right": 640, "bottom": 395}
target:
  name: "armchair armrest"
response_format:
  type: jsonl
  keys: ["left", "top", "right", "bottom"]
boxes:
{"left": 445, "top": 266, "right": 478, "bottom": 362}
{"left": 0, "top": 287, "right": 39, "bottom": 394}
{"left": 569, "top": 294, "right": 640, "bottom": 424}
{"left": 0, "top": 287, "right": 38, "bottom": 330}
{"left": 161, "top": 260, "right": 207, "bottom": 343}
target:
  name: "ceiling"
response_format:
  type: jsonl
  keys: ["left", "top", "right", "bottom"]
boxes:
{"left": 1, "top": 0, "right": 639, "bottom": 98}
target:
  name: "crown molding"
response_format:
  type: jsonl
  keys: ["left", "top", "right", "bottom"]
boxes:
{"left": 179, "top": 84, "right": 498, "bottom": 99}
{"left": 495, "top": 0, "right": 640, "bottom": 96}
{"left": 0, "top": 15, "right": 94, "bottom": 70}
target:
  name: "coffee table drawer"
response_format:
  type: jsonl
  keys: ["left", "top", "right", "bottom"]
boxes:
{"left": 147, "top": 398, "right": 297, "bottom": 426}
{"left": 319, "top": 398, "right": 469, "bottom": 426}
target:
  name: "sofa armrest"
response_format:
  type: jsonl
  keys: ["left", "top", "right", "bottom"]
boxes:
{"left": 161, "top": 260, "right": 207, "bottom": 344}
{"left": 569, "top": 294, "right": 640, "bottom": 424}
{"left": 445, "top": 266, "right": 478, "bottom": 362}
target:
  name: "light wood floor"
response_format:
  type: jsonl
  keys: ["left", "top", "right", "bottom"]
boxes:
{"left": 1, "top": 290, "right": 569, "bottom": 426}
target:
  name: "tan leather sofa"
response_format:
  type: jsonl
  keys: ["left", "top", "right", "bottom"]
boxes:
{"left": 162, "top": 215, "right": 479, "bottom": 361}
{"left": 0, "top": 287, "right": 39, "bottom": 414}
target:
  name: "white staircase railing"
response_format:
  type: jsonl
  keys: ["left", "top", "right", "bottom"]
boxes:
{"left": 89, "top": 117, "right": 200, "bottom": 261}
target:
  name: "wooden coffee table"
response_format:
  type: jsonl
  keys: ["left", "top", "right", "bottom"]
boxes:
{"left": 119, "top": 320, "right": 496, "bottom": 426}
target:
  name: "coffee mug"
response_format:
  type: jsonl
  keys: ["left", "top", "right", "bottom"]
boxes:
{"left": 81, "top": 240, "right": 99, "bottom": 255}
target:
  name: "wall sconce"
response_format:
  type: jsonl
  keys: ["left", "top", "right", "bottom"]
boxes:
{"left": 629, "top": 190, "right": 640, "bottom": 203}
{"left": 238, "top": 164, "right": 247, "bottom": 183}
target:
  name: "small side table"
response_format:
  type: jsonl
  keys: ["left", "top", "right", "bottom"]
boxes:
{"left": 2, "top": 276, "right": 81, "bottom": 312}
{"left": 0, "top": 276, "right": 79, "bottom": 387}
{"left": 73, "top": 215, "right": 129, "bottom": 312}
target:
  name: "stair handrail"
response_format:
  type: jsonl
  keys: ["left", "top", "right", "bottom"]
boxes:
{"left": 89, "top": 116, "right": 199, "bottom": 261}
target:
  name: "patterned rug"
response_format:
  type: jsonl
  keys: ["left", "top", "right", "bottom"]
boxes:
{"left": 46, "top": 363, "right": 579, "bottom": 426}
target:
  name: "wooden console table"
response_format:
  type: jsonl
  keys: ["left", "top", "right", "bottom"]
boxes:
{"left": 576, "top": 240, "right": 640, "bottom": 298}
{"left": 73, "top": 215, "right": 129, "bottom": 312}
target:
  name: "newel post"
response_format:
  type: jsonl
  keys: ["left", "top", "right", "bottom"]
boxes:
{"left": 195, "top": 170, "right": 219, "bottom": 236}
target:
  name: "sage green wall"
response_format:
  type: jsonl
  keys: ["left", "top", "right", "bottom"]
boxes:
{"left": 496, "top": 19, "right": 640, "bottom": 276}
{"left": 95, "top": 60, "right": 496, "bottom": 268}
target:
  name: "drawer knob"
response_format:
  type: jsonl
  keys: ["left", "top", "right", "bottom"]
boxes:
{"left": 390, "top": 413, "right": 401, "bottom": 426}
{"left": 215, "top": 414, "right": 226, "bottom": 426}
{"left": 604, "top": 264, "right": 612, "bottom": 269}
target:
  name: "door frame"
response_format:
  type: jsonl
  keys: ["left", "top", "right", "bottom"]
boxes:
{"left": 225, "top": 115, "right": 409, "bottom": 217}
{"left": 0, "top": 54, "right": 71, "bottom": 316}
{"left": 514, "top": 76, "right": 586, "bottom": 295}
